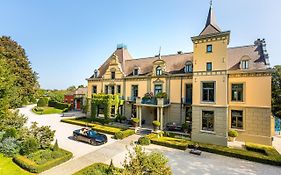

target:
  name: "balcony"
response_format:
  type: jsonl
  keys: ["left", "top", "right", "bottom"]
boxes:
{"left": 127, "top": 96, "right": 137, "bottom": 102}
{"left": 136, "top": 97, "right": 170, "bottom": 107}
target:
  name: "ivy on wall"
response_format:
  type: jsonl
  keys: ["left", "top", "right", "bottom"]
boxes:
{"left": 91, "top": 94, "right": 123, "bottom": 119}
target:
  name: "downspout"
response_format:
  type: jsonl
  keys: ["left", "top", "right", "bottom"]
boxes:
{"left": 180, "top": 76, "right": 183, "bottom": 124}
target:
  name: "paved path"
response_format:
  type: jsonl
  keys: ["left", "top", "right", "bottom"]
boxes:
{"left": 273, "top": 136, "right": 281, "bottom": 154}
{"left": 41, "top": 135, "right": 139, "bottom": 175}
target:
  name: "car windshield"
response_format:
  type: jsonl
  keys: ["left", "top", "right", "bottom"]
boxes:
{"left": 88, "top": 130, "right": 97, "bottom": 137}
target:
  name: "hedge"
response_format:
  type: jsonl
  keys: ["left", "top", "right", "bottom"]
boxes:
{"left": 114, "top": 129, "right": 135, "bottom": 140}
{"left": 13, "top": 149, "right": 73, "bottom": 173}
{"left": 48, "top": 100, "right": 70, "bottom": 111}
{"left": 147, "top": 134, "right": 190, "bottom": 150}
{"left": 73, "top": 163, "right": 122, "bottom": 175}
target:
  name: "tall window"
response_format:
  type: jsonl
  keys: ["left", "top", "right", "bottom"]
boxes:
{"left": 206, "top": 62, "right": 212, "bottom": 71}
{"left": 241, "top": 60, "right": 249, "bottom": 69}
{"left": 92, "top": 85, "right": 97, "bottom": 94}
{"left": 94, "top": 69, "right": 98, "bottom": 78}
{"left": 133, "top": 68, "right": 139, "bottom": 76}
{"left": 154, "top": 84, "right": 163, "bottom": 95}
{"left": 105, "top": 85, "right": 109, "bottom": 94}
{"left": 231, "top": 110, "right": 243, "bottom": 129}
{"left": 207, "top": 44, "right": 212, "bottom": 53}
{"left": 110, "top": 85, "right": 115, "bottom": 95}
{"left": 156, "top": 66, "right": 162, "bottom": 76}
{"left": 131, "top": 85, "right": 138, "bottom": 99}
{"left": 111, "top": 71, "right": 116, "bottom": 79}
{"left": 202, "top": 111, "right": 214, "bottom": 131}
{"left": 117, "top": 85, "right": 121, "bottom": 94}
{"left": 202, "top": 82, "right": 215, "bottom": 102}
{"left": 185, "top": 62, "right": 193, "bottom": 73}
{"left": 232, "top": 84, "right": 243, "bottom": 102}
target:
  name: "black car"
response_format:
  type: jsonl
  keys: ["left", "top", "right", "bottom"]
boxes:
{"left": 73, "top": 128, "right": 107, "bottom": 145}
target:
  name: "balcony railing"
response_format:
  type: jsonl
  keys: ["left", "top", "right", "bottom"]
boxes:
{"left": 137, "top": 97, "right": 170, "bottom": 106}
{"left": 127, "top": 96, "right": 137, "bottom": 102}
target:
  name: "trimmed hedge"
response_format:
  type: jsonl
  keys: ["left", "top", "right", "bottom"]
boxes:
{"left": 13, "top": 148, "right": 73, "bottom": 173}
{"left": 48, "top": 100, "right": 70, "bottom": 111}
{"left": 92, "top": 125, "right": 123, "bottom": 135}
{"left": 114, "top": 129, "right": 135, "bottom": 140}
{"left": 73, "top": 163, "right": 122, "bottom": 175}
{"left": 147, "top": 134, "right": 190, "bottom": 150}
{"left": 138, "top": 137, "right": 151, "bottom": 145}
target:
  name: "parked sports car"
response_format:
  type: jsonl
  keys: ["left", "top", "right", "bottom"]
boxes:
{"left": 73, "top": 128, "right": 107, "bottom": 145}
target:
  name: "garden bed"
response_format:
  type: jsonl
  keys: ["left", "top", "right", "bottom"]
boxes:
{"left": 146, "top": 134, "right": 281, "bottom": 166}
{"left": 73, "top": 163, "right": 122, "bottom": 175}
{"left": 13, "top": 148, "right": 73, "bottom": 173}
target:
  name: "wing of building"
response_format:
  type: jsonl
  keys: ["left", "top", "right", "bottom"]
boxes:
{"left": 86, "top": 4, "right": 273, "bottom": 146}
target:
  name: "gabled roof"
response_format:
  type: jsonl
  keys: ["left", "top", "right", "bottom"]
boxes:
{"left": 200, "top": 4, "right": 221, "bottom": 36}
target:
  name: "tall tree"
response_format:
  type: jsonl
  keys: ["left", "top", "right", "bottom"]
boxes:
{"left": 0, "top": 36, "right": 38, "bottom": 107}
{"left": 272, "top": 65, "right": 281, "bottom": 119}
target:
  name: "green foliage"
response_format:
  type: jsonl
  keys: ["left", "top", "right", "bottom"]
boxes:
{"left": 138, "top": 137, "right": 151, "bottom": 145}
{"left": 132, "top": 118, "right": 140, "bottom": 124}
{"left": 272, "top": 65, "right": 281, "bottom": 118}
{"left": 13, "top": 148, "right": 73, "bottom": 173}
{"left": 37, "top": 97, "right": 48, "bottom": 107}
{"left": 73, "top": 163, "right": 121, "bottom": 175}
{"left": 0, "top": 110, "right": 27, "bottom": 131}
{"left": 155, "top": 92, "right": 167, "bottom": 98}
{"left": 29, "top": 122, "right": 55, "bottom": 149}
{"left": 0, "top": 138, "right": 20, "bottom": 157}
{"left": 114, "top": 130, "right": 135, "bottom": 140}
{"left": 3, "top": 128, "right": 18, "bottom": 140}
{"left": 91, "top": 94, "right": 120, "bottom": 119}
{"left": 0, "top": 36, "right": 39, "bottom": 108}
{"left": 48, "top": 100, "right": 70, "bottom": 111}
{"left": 0, "top": 153, "right": 32, "bottom": 175}
{"left": 52, "top": 140, "right": 59, "bottom": 151}
{"left": 32, "top": 107, "right": 63, "bottom": 115}
{"left": 228, "top": 130, "right": 238, "bottom": 137}
{"left": 123, "top": 145, "right": 172, "bottom": 175}
{"left": 20, "top": 137, "right": 39, "bottom": 155}
{"left": 152, "top": 120, "right": 161, "bottom": 127}
{"left": 46, "top": 90, "right": 68, "bottom": 102}
{"left": 147, "top": 134, "right": 190, "bottom": 150}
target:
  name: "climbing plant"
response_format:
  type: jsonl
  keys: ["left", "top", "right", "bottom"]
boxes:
{"left": 91, "top": 94, "right": 122, "bottom": 119}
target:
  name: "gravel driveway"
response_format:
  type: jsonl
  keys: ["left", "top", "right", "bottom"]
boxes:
{"left": 18, "top": 105, "right": 117, "bottom": 158}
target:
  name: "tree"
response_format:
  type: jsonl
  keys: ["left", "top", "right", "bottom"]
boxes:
{"left": 67, "top": 86, "right": 76, "bottom": 91}
{"left": 123, "top": 145, "right": 172, "bottom": 175}
{"left": 0, "top": 36, "right": 39, "bottom": 107}
{"left": 272, "top": 65, "right": 281, "bottom": 118}
{"left": 78, "top": 85, "right": 84, "bottom": 88}
{"left": 0, "top": 110, "right": 27, "bottom": 131}
{"left": 29, "top": 122, "right": 55, "bottom": 149}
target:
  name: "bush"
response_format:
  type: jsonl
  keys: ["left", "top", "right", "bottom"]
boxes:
{"left": 152, "top": 121, "right": 160, "bottom": 127}
{"left": 228, "top": 130, "right": 238, "bottom": 137}
{"left": 13, "top": 149, "right": 73, "bottom": 173}
{"left": 138, "top": 137, "right": 151, "bottom": 145}
{"left": 3, "top": 128, "right": 18, "bottom": 139}
{"left": 48, "top": 100, "right": 70, "bottom": 111}
{"left": 74, "top": 163, "right": 121, "bottom": 175}
{"left": 155, "top": 92, "right": 167, "bottom": 98}
{"left": 131, "top": 118, "right": 139, "bottom": 124}
{"left": 20, "top": 137, "right": 39, "bottom": 155}
{"left": 146, "top": 134, "right": 189, "bottom": 150}
{"left": 0, "top": 138, "right": 20, "bottom": 157}
{"left": 245, "top": 143, "right": 268, "bottom": 155}
{"left": 52, "top": 140, "right": 59, "bottom": 151}
{"left": 30, "top": 122, "right": 55, "bottom": 149}
{"left": 114, "top": 130, "right": 135, "bottom": 140}
{"left": 37, "top": 98, "right": 48, "bottom": 107}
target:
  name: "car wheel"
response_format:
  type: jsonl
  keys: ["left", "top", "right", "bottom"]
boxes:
{"left": 73, "top": 135, "right": 78, "bottom": 140}
{"left": 90, "top": 140, "right": 96, "bottom": 145}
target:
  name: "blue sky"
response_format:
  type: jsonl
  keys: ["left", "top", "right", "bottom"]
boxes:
{"left": 1, "top": 0, "right": 280, "bottom": 89}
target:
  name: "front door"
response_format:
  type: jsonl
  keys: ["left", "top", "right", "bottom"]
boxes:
{"left": 76, "top": 99, "right": 81, "bottom": 110}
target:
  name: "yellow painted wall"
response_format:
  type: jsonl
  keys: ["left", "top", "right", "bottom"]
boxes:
{"left": 125, "top": 80, "right": 147, "bottom": 98}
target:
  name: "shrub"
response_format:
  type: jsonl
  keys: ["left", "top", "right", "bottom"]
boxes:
{"left": 48, "top": 100, "right": 70, "bottom": 110}
{"left": 37, "top": 98, "right": 48, "bottom": 107}
{"left": 245, "top": 143, "right": 268, "bottom": 155}
{"left": 0, "top": 131, "right": 4, "bottom": 141}
{"left": 228, "top": 130, "right": 238, "bottom": 137}
{"left": 30, "top": 122, "right": 55, "bottom": 149}
{"left": 147, "top": 134, "right": 189, "bottom": 150}
{"left": 0, "top": 137, "right": 20, "bottom": 157}
{"left": 152, "top": 121, "right": 161, "bottom": 127}
{"left": 131, "top": 118, "right": 140, "bottom": 124}
{"left": 3, "top": 128, "right": 18, "bottom": 139}
{"left": 74, "top": 163, "right": 121, "bottom": 175}
{"left": 114, "top": 130, "right": 135, "bottom": 140}
{"left": 155, "top": 92, "right": 167, "bottom": 98}
{"left": 20, "top": 137, "right": 39, "bottom": 155}
{"left": 138, "top": 137, "right": 151, "bottom": 145}
{"left": 52, "top": 140, "right": 59, "bottom": 151}
{"left": 13, "top": 149, "right": 73, "bottom": 173}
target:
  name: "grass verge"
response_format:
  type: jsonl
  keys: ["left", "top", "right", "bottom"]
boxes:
{"left": 32, "top": 107, "right": 63, "bottom": 115}
{"left": 0, "top": 153, "right": 32, "bottom": 175}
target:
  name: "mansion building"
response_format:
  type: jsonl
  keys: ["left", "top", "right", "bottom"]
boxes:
{"left": 87, "top": 4, "right": 274, "bottom": 146}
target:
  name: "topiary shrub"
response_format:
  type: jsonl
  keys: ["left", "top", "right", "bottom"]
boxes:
{"left": 37, "top": 98, "right": 48, "bottom": 107}
{"left": 131, "top": 118, "right": 140, "bottom": 127}
{"left": 114, "top": 130, "right": 135, "bottom": 140}
{"left": 20, "top": 137, "right": 39, "bottom": 155}
{"left": 228, "top": 130, "right": 238, "bottom": 137}
{"left": 52, "top": 140, "right": 59, "bottom": 151}
{"left": 138, "top": 137, "right": 151, "bottom": 145}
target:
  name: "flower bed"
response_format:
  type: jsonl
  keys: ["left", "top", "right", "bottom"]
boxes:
{"left": 13, "top": 148, "right": 73, "bottom": 173}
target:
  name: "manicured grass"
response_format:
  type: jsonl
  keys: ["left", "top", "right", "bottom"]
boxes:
{"left": 32, "top": 107, "right": 63, "bottom": 115}
{"left": 73, "top": 163, "right": 122, "bottom": 175}
{"left": 13, "top": 148, "right": 73, "bottom": 173}
{"left": 61, "top": 118, "right": 134, "bottom": 138}
{"left": 147, "top": 134, "right": 281, "bottom": 166}
{"left": 0, "top": 154, "right": 32, "bottom": 175}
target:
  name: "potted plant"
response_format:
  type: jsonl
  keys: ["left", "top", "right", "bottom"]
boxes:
{"left": 228, "top": 130, "right": 238, "bottom": 142}
{"left": 152, "top": 120, "right": 161, "bottom": 131}
{"left": 182, "top": 123, "right": 189, "bottom": 133}
{"left": 131, "top": 118, "right": 140, "bottom": 127}
{"left": 155, "top": 92, "right": 167, "bottom": 98}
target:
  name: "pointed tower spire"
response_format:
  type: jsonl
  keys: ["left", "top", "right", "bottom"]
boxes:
{"left": 200, "top": 0, "right": 221, "bottom": 36}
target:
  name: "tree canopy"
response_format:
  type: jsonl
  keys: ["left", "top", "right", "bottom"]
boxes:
{"left": 272, "top": 65, "right": 281, "bottom": 118}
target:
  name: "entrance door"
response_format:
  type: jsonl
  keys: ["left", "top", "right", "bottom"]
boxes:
{"left": 76, "top": 99, "right": 81, "bottom": 110}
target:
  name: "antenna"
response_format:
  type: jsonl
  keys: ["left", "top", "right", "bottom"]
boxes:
{"left": 158, "top": 46, "right": 162, "bottom": 59}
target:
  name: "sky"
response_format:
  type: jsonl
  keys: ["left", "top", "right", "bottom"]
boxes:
{"left": 0, "top": 0, "right": 280, "bottom": 89}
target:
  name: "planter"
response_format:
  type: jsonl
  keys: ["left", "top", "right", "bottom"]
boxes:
{"left": 228, "top": 137, "right": 236, "bottom": 142}
{"left": 136, "top": 97, "right": 142, "bottom": 105}
{"left": 157, "top": 98, "right": 164, "bottom": 106}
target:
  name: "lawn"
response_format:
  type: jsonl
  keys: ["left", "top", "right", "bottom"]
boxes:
{"left": 32, "top": 107, "right": 63, "bottom": 115}
{"left": 0, "top": 154, "right": 32, "bottom": 175}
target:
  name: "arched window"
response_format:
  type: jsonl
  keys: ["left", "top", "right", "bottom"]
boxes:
{"left": 184, "top": 62, "right": 193, "bottom": 73}
{"left": 156, "top": 66, "right": 162, "bottom": 76}
{"left": 133, "top": 67, "right": 140, "bottom": 76}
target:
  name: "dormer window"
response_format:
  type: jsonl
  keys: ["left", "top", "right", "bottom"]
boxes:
{"left": 156, "top": 66, "right": 162, "bottom": 76}
{"left": 133, "top": 67, "right": 139, "bottom": 76}
{"left": 241, "top": 60, "right": 249, "bottom": 69}
{"left": 111, "top": 71, "right": 116, "bottom": 79}
{"left": 94, "top": 69, "right": 98, "bottom": 78}
{"left": 185, "top": 62, "right": 193, "bottom": 73}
